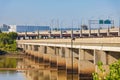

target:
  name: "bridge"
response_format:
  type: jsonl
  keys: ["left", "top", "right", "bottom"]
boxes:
{"left": 17, "top": 27, "right": 120, "bottom": 39}
{"left": 17, "top": 36, "right": 120, "bottom": 79}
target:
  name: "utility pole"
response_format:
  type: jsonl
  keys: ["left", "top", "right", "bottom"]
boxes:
{"left": 71, "top": 37, "right": 75, "bottom": 80}
{"left": 57, "top": 19, "right": 59, "bottom": 31}
{"left": 71, "top": 20, "right": 74, "bottom": 38}
{"left": 80, "top": 20, "right": 82, "bottom": 37}
{"left": 118, "top": 18, "right": 120, "bottom": 36}
{"left": 88, "top": 20, "right": 91, "bottom": 37}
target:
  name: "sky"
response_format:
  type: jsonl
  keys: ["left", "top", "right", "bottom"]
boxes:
{"left": 0, "top": 0, "right": 120, "bottom": 27}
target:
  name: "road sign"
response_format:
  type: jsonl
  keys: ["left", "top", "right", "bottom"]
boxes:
{"left": 104, "top": 19, "right": 111, "bottom": 24}
{"left": 99, "top": 20, "right": 104, "bottom": 24}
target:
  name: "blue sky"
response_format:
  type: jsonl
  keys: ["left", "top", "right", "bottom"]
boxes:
{"left": 0, "top": 0, "right": 120, "bottom": 27}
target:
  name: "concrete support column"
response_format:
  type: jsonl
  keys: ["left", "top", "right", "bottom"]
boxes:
{"left": 25, "top": 45, "right": 28, "bottom": 50}
{"left": 93, "top": 50, "right": 107, "bottom": 65}
{"left": 80, "top": 28, "right": 82, "bottom": 37}
{"left": 32, "top": 45, "right": 39, "bottom": 52}
{"left": 93, "top": 49, "right": 97, "bottom": 65}
{"left": 47, "top": 46, "right": 55, "bottom": 55}
{"left": 55, "top": 47, "right": 59, "bottom": 56}
{"left": 97, "top": 28, "right": 100, "bottom": 37}
{"left": 61, "top": 47, "right": 65, "bottom": 57}
{"left": 39, "top": 46, "right": 45, "bottom": 53}
{"left": 60, "top": 30, "right": 63, "bottom": 38}
{"left": 66, "top": 48, "right": 79, "bottom": 80}
{"left": 65, "top": 48, "right": 71, "bottom": 58}
{"left": 57, "top": 47, "right": 66, "bottom": 71}
{"left": 49, "top": 30, "right": 51, "bottom": 38}
{"left": 49, "top": 46, "right": 57, "bottom": 69}
{"left": 37, "top": 30, "right": 40, "bottom": 39}
{"left": 38, "top": 46, "right": 44, "bottom": 63}
{"left": 22, "top": 44, "right": 25, "bottom": 49}
{"left": 58, "top": 47, "right": 62, "bottom": 57}
{"left": 71, "top": 29, "right": 73, "bottom": 38}
{"left": 88, "top": 20, "right": 91, "bottom": 37}
{"left": 31, "top": 45, "right": 34, "bottom": 51}
{"left": 93, "top": 49, "right": 106, "bottom": 65}
{"left": 89, "top": 29, "right": 91, "bottom": 37}
{"left": 34, "top": 45, "right": 39, "bottom": 51}
{"left": 79, "top": 49, "right": 85, "bottom": 60}
{"left": 35, "top": 36, "right": 38, "bottom": 39}
{"left": 100, "top": 51, "right": 107, "bottom": 65}
{"left": 79, "top": 49, "right": 95, "bottom": 77}
{"left": 118, "top": 27, "right": 120, "bottom": 36}
{"left": 73, "top": 48, "right": 79, "bottom": 60}
{"left": 28, "top": 45, "right": 32, "bottom": 51}
{"left": 23, "top": 44, "right": 26, "bottom": 50}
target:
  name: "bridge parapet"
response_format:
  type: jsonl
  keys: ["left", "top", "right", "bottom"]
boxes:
{"left": 17, "top": 28, "right": 120, "bottom": 39}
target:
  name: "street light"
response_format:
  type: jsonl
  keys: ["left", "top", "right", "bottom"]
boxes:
{"left": 71, "top": 37, "right": 75, "bottom": 80}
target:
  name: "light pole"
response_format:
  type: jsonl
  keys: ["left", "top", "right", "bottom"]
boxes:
{"left": 71, "top": 37, "right": 75, "bottom": 80}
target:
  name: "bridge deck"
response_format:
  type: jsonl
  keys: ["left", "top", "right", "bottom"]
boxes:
{"left": 17, "top": 37, "right": 120, "bottom": 52}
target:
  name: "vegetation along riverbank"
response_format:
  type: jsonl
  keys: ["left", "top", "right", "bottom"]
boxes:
{"left": 0, "top": 31, "right": 18, "bottom": 54}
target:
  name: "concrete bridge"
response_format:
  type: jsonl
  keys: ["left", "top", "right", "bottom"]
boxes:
{"left": 17, "top": 37, "right": 120, "bottom": 79}
{"left": 17, "top": 27, "right": 120, "bottom": 39}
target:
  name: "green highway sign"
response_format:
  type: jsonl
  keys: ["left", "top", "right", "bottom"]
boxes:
{"left": 99, "top": 19, "right": 111, "bottom": 24}
{"left": 99, "top": 20, "right": 104, "bottom": 24}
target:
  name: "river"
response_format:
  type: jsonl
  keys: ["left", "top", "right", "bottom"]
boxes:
{"left": 0, "top": 55, "right": 92, "bottom": 80}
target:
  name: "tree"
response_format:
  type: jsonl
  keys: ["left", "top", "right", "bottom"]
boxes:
{"left": 93, "top": 60, "right": 120, "bottom": 80}
{"left": 81, "top": 25, "right": 88, "bottom": 30}
{"left": 0, "top": 29, "right": 2, "bottom": 33}
{"left": 0, "top": 32, "right": 18, "bottom": 53}
{"left": 0, "top": 33, "right": 9, "bottom": 45}
{"left": 8, "top": 32, "right": 18, "bottom": 40}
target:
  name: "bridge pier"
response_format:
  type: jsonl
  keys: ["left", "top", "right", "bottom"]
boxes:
{"left": 65, "top": 48, "right": 79, "bottom": 80}
{"left": 97, "top": 28, "right": 100, "bottom": 36}
{"left": 118, "top": 27, "right": 120, "bottom": 36}
{"left": 80, "top": 28, "right": 82, "bottom": 37}
{"left": 47, "top": 46, "right": 57, "bottom": 69}
{"left": 79, "top": 49, "right": 95, "bottom": 77}
{"left": 55, "top": 47, "right": 67, "bottom": 80}
{"left": 38, "top": 46, "right": 44, "bottom": 63}
{"left": 94, "top": 50, "right": 107, "bottom": 65}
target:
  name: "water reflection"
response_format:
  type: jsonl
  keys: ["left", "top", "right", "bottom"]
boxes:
{"left": 0, "top": 56, "right": 92, "bottom": 80}
{"left": 23, "top": 56, "right": 79, "bottom": 80}
{"left": 0, "top": 57, "right": 17, "bottom": 68}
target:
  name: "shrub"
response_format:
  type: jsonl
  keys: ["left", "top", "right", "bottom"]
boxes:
{"left": 93, "top": 60, "right": 120, "bottom": 80}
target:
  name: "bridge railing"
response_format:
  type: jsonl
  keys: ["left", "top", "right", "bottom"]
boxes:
{"left": 32, "top": 42, "right": 120, "bottom": 47}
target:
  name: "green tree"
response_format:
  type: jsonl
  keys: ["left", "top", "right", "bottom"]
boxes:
{"left": 0, "top": 32, "right": 18, "bottom": 53}
{"left": 8, "top": 32, "right": 18, "bottom": 40}
{"left": 93, "top": 60, "right": 120, "bottom": 80}
{"left": 0, "top": 33, "right": 9, "bottom": 45}
{"left": 0, "top": 29, "right": 2, "bottom": 33}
